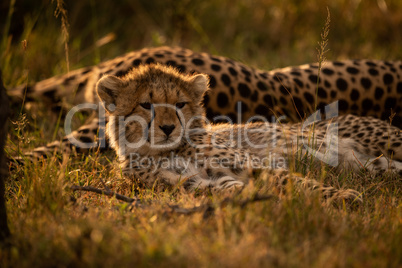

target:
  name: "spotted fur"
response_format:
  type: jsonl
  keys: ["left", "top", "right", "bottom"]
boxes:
{"left": 8, "top": 47, "right": 402, "bottom": 180}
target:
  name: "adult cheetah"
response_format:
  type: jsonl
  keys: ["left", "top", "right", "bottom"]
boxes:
{"left": 8, "top": 47, "right": 402, "bottom": 159}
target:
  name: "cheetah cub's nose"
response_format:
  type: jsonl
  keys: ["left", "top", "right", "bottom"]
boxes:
{"left": 159, "top": 125, "right": 176, "bottom": 137}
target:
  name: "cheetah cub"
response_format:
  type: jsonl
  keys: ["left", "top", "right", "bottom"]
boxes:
{"left": 96, "top": 65, "right": 397, "bottom": 202}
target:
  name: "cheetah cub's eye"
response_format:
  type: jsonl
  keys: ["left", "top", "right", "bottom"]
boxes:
{"left": 140, "top": 102, "right": 152, "bottom": 110}
{"left": 175, "top": 102, "right": 187, "bottom": 109}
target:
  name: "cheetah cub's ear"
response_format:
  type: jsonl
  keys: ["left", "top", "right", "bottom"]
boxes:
{"left": 97, "top": 75, "right": 124, "bottom": 113}
{"left": 189, "top": 74, "right": 209, "bottom": 102}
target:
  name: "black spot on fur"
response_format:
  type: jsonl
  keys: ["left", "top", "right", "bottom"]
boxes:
{"left": 279, "top": 86, "right": 288, "bottom": 95}
{"left": 192, "top": 59, "right": 204, "bottom": 66}
{"left": 217, "top": 92, "right": 229, "bottom": 107}
{"left": 387, "top": 149, "right": 395, "bottom": 156}
{"left": 77, "top": 80, "right": 87, "bottom": 93}
{"left": 338, "top": 100, "right": 349, "bottom": 111}
{"left": 221, "top": 74, "right": 231, "bottom": 86}
{"left": 63, "top": 75, "right": 76, "bottom": 85}
{"left": 238, "top": 83, "right": 251, "bottom": 98}
{"left": 176, "top": 65, "right": 186, "bottom": 73}
{"left": 290, "top": 71, "right": 301, "bottom": 76}
{"left": 346, "top": 67, "right": 359, "bottom": 74}
{"left": 350, "top": 89, "right": 360, "bottom": 101}
{"left": 317, "top": 87, "right": 327, "bottom": 98}
{"left": 368, "top": 68, "right": 379, "bottom": 76}
{"left": 383, "top": 73, "right": 394, "bottom": 84}
{"left": 366, "top": 61, "right": 377, "bottom": 67}
{"left": 293, "top": 97, "right": 304, "bottom": 112}
{"left": 397, "top": 82, "right": 402, "bottom": 93}
{"left": 322, "top": 68, "right": 334, "bottom": 75}
{"left": 166, "top": 60, "right": 177, "bottom": 67}
{"left": 375, "top": 87, "right": 384, "bottom": 99}
{"left": 80, "top": 128, "right": 90, "bottom": 134}
{"left": 115, "top": 70, "right": 129, "bottom": 77}
{"left": 257, "top": 81, "right": 268, "bottom": 91}
{"left": 241, "top": 69, "right": 251, "bottom": 77}
{"left": 229, "top": 87, "right": 235, "bottom": 96}
{"left": 360, "top": 78, "right": 372, "bottom": 90}
{"left": 255, "top": 105, "right": 269, "bottom": 116}
{"left": 362, "top": 99, "right": 373, "bottom": 110}
{"left": 115, "top": 61, "right": 124, "bottom": 67}
{"left": 304, "top": 92, "right": 314, "bottom": 103}
{"left": 308, "top": 74, "right": 318, "bottom": 83}
{"left": 132, "top": 59, "right": 142, "bottom": 67}
{"left": 228, "top": 67, "right": 238, "bottom": 76}
{"left": 145, "top": 57, "right": 155, "bottom": 64}
{"left": 44, "top": 89, "right": 57, "bottom": 100}
{"left": 333, "top": 61, "right": 345, "bottom": 66}
{"left": 273, "top": 75, "right": 283, "bottom": 82}
{"left": 79, "top": 137, "right": 94, "bottom": 144}
{"left": 293, "top": 78, "right": 304, "bottom": 88}
{"left": 263, "top": 94, "right": 274, "bottom": 107}
{"left": 336, "top": 78, "right": 348, "bottom": 91}
{"left": 385, "top": 97, "right": 397, "bottom": 108}
{"left": 209, "top": 75, "right": 217, "bottom": 88}
{"left": 210, "top": 56, "right": 222, "bottom": 62}
{"left": 208, "top": 64, "right": 220, "bottom": 72}
{"left": 250, "top": 90, "right": 259, "bottom": 102}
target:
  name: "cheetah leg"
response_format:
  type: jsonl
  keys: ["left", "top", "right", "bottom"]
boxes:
{"left": 214, "top": 176, "right": 245, "bottom": 190}
{"left": 342, "top": 150, "right": 402, "bottom": 177}
{"left": 183, "top": 174, "right": 244, "bottom": 191}
{"left": 265, "top": 168, "right": 362, "bottom": 202}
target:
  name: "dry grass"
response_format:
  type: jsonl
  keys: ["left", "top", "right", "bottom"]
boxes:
{"left": 1, "top": 1, "right": 402, "bottom": 267}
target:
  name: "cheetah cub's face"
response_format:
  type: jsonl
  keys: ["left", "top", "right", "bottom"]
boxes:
{"left": 96, "top": 64, "right": 209, "bottom": 156}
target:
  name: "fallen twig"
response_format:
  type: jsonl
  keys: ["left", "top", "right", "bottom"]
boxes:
{"left": 70, "top": 185, "right": 140, "bottom": 204}
{"left": 169, "top": 194, "right": 276, "bottom": 219}
{"left": 70, "top": 184, "right": 276, "bottom": 219}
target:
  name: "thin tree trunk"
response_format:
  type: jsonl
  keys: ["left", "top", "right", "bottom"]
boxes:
{"left": 0, "top": 70, "right": 10, "bottom": 241}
